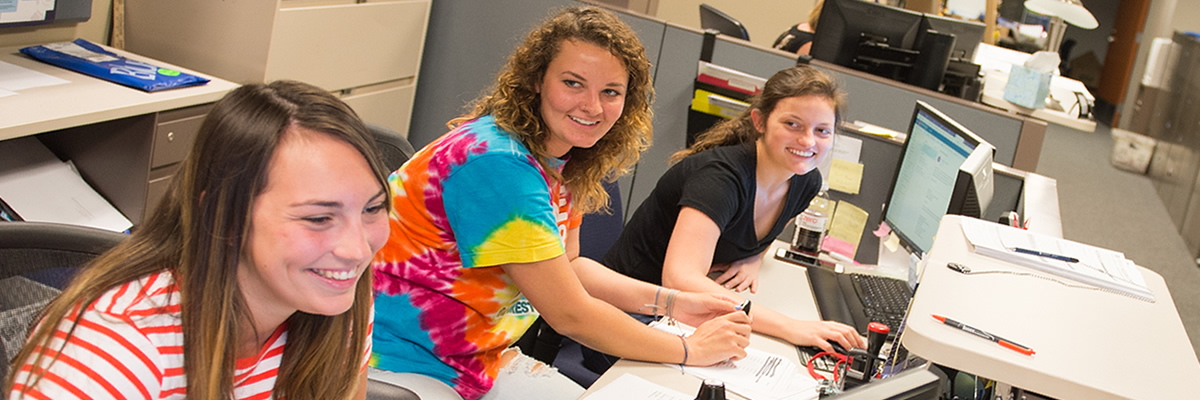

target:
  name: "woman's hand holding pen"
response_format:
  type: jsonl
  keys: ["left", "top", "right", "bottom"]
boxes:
{"left": 669, "top": 291, "right": 742, "bottom": 327}
{"left": 685, "top": 311, "right": 753, "bottom": 365}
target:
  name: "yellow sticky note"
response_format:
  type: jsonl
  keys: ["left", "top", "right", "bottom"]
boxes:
{"left": 828, "top": 201, "right": 869, "bottom": 257}
{"left": 828, "top": 158, "right": 864, "bottom": 195}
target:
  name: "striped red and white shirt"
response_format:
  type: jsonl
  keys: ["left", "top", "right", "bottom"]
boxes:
{"left": 8, "top": 270, "right": 371, "bottom": 400}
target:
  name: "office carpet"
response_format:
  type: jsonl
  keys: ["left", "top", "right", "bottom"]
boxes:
{"left": 1034, "top": 122, "right": 1200, "bottom": 359}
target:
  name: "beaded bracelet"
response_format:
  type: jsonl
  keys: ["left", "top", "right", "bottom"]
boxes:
{"left": 678, "top": 335, "right": 689, "bottom": 366}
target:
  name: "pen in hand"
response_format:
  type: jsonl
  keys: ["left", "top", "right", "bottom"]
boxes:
{"left": 931, "top": 314, "right": 1035, "bottom": 356}
{"left": 1012, "top": 247, "right": 1079, "bottom": 263}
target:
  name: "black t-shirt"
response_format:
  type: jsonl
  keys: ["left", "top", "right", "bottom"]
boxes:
{"left": 602, "top": 142, "right": 822, "bottom": 285}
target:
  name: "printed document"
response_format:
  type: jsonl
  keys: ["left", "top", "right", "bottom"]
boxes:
{"left": 650, "top": 319, "right": 820, "bottom": 400}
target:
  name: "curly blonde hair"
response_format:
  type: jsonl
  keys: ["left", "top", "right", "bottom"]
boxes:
{"left": 450, "top": 5, "right": 654, "bottom": 214}
{"left": 672, "top": 65, "right": 844, "bottom": 163}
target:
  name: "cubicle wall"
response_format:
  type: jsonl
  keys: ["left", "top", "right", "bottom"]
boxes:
{"left": 407, "top": 0, "right": 1045, "bottom": 263}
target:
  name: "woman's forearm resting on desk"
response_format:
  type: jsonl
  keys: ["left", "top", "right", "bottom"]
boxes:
{"left": 507, "top": 254, "right": 752, "bottom": 366}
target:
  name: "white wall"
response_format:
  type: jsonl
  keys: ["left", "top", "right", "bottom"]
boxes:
{"left": 1169, "top": 0, "right": 1200, "bottom": 33}
{"left": 654, "top": 0, "right": 818, "bottom": 48}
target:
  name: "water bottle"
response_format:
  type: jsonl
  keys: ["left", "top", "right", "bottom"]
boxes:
{"left": 792, "top": 191, "right": 833, "bottom": 257}
{"left": 694, "top": 379, "right": 726, "bottom": 400}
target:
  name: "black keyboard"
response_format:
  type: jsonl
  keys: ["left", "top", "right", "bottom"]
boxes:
{"left": 807, "top": 267, "right": 913, "bottom": 337}
{"left": 850, "top": 273, "right": 912, "bottom": 334}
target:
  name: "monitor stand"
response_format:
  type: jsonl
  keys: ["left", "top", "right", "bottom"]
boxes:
{"left": 876, "top": 238, "right": 922, "bottom": 289}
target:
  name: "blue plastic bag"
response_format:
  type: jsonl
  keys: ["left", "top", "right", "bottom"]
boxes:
{"left": 20, "top": 39, "right": 210, "bottom": 92}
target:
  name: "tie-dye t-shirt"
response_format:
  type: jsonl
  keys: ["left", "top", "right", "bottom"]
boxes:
{"left": 370, "top": 115, "right": 581, "bottom": 399}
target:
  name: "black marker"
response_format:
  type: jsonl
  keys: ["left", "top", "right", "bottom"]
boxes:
{"left": 739, "top": 299, "right": 752, "bottom": 315}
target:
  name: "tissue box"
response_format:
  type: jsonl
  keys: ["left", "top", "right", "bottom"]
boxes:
{"left": 1004, "top": 64, "right": 1052, "bottom": 109}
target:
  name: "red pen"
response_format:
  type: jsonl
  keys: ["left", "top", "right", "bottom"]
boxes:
{"left": 931, "top": 314, "right": 1035, "bottom": 356}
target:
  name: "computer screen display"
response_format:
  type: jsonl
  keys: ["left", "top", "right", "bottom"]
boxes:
{"left": 0, "top": 0, "right": 92, "bottom": 29}
{"left": 810, "top": 0, "right": 923, "bottom": 69}
{"left": 883, "top": 101, "right": 989, "bottom": 256}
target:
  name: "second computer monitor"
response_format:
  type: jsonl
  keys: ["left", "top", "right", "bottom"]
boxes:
{"left": 883, "top": 101, "right": 994, "bottom": 257}
{"left": 810, "top": 0, "right": 923, "bottom": 68}
{"left": 918, "top": 14, "right": 986, "bottom": 61}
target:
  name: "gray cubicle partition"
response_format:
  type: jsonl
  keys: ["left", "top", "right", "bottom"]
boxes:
{"left": 408, "top": 0, "right": 1045, "bottom": 263}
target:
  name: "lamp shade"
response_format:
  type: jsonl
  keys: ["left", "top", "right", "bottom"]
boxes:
{"left": 1025, "top": 0, "right": 1099, "bottom": 29}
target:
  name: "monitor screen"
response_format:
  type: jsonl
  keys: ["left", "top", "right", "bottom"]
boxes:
{"left": 918, "top": 14, "right": 986, "bottom": 61}
{"left": 883, "top": 101, "right": 991, "bottom": 256}
{"left": 0, "top": 0, "right": 92, "bottom": 29}
{"left": 810, "top": 0, "right": 924, "bottom": 69}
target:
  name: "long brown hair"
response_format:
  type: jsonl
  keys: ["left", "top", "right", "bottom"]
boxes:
{"left": 450, "top": 5, "right": 654, "bottom": 214}
{"left": 671, "top": 65, "right": 845, "bottom": 163}
{"left": 6, "top": 80, "right": 387, "bottom": 400}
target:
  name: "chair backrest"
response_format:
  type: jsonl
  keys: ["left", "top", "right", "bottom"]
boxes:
{"left": 367, "top": 122, "right": 417, "bottom": 172}
{"left": 0, "top": 222, "right": 127, "bottom": 379}
{"left": 578, "top": 179, "right": 625, "bottom": 260}
{"left": 700, "top": 3, "right": 750, "bottom": 41}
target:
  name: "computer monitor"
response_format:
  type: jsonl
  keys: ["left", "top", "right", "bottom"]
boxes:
{"left": 810, "top": 0, "right": 924, "bottom": 76}
{"left": 699, "top": 3, "right": 750, "bottom": 41}
{"left": 918, "top": 14, "right": 986, "bottom": 61}
{"left": 883, "top": 101, "right": 994, "bottom": 257}
{"left": 0, "top": 0, "right": 92, "bottom": 29}
{"left": 824, "top": 367, "right": 942, "bottom": 400}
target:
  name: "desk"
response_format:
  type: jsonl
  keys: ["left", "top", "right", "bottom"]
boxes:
{"left": 0, "top": 44, "right": 237, "bottom": 224}
{"left": 580, "top": 241, "right": 820, "bottom": 399}
{"left": 974, "top": 43, "right": 1098, "bottom": 133}
{"left": 903, "top": 215, "right": 1200, "bottom": 399}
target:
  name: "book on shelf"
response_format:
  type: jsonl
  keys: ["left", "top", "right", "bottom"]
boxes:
{"left": 959, "top": 217, "right": 1154, "bottom": 302}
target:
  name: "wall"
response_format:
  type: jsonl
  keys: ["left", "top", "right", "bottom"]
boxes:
{"left": 1118, "top": 0, "right": 1178, "bottom": 131}
{"left": 653, "top": 0, "right": 817, "bottom": 49}
{"left": 0, "top": 0, "right": 111, "bottom": 48}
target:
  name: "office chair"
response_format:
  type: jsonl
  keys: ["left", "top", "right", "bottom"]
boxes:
{"left": 699, "top": 3, "right": 750, "bottom": 41}
{"left": 367, "top": 122, "right": 417, "bottom": 172}
{"left": 0, "top": 221, "right": 127, "bottom": 379}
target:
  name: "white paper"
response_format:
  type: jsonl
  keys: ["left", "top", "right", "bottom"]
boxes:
{"left": 582, "top": 373, "right": 692, "bottom": 400}
{"left": 0, "top": 60, "right": 70, "bottom": 91}
{"left": 650, "top": 320, "right": 821, "bottom": 400}
{"left": 0, "top": 137, "right": 133, "bottom": 232}
{"left": 959, "top": 217, "right": 1153, "bottom": 302}
{"left": 832, "top": 134, "right": 862, "bottom": 164}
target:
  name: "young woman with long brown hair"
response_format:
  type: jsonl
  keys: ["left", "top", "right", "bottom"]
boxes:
{"left": 6, "top": 80, "right": 387, "bottom": 400}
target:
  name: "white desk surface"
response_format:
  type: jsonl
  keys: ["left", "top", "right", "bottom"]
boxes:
{"left": 903, "top": 215, "right": 1200, "bottom": 399}
{"left": 0, "top": 43, "right": 239, "bottom": 141}
{"left": 580, "top": 240, "right": 821, "bottom": 399}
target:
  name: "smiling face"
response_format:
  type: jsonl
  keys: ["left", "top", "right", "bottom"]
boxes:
{"left": 238, "top": 127, "right": 388, "bottom": 328}
{"left": 753, "top": 95, "right": 837, "bottom": 180}
{"left": 538, "top": 39, "right": 629, "bottom": 158}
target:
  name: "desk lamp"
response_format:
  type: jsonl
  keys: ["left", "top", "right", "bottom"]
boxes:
{"left": 1024, "top": 0, "right": 1098, "bottom": 53}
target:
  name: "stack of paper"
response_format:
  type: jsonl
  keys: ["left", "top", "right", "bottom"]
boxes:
{"left": 0, "top": 137, "right": 132, "bottom": 232}
{"left": 959, "top": 218, "right": 1154, "bottom": 302}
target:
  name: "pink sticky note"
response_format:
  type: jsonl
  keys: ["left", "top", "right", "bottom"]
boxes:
{"left": 872, "top": 222, "right": 891, "bottom": 238}
{"left": 821, "top": 236, "right": 856, "bottom": 261}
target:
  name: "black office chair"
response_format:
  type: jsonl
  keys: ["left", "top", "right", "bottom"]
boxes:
{"left": 367, "top": 122, "right": 417, "bottom": 172}
{"left": 0, "top": 221, "right": 127, "bottom": 379}
{"left": 699, "top": 3, "right": 750, "bottom": 41}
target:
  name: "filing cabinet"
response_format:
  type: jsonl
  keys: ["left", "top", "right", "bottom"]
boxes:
{"left": 124, "top": 0, "right": 431, "bottom": 138}
{"left": 34, "top": 104, "right": 212, "bottom": 225}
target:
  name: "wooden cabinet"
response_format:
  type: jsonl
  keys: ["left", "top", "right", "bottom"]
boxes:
{"left": 124, "top": 0, "right": 431, "bottom": 138}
